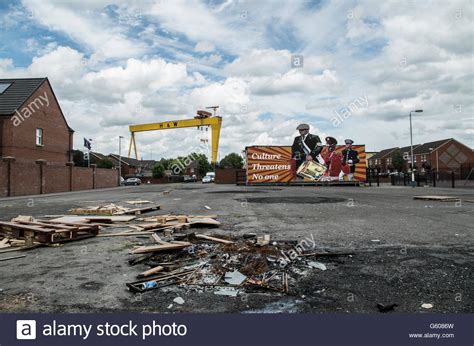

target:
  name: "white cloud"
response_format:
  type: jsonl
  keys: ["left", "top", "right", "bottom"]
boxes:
{"left": 195, "top": 41, "right": 215, "bottom": 53}
{"left": 1, "top": 0, "right": 471, "bottom": 158}
{"left": 22, "top": 0, "right": 147, "bottom": 61}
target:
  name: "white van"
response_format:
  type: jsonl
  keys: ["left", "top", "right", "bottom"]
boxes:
{"left": 206, "top": 172, "right": 215, "bottom": 182}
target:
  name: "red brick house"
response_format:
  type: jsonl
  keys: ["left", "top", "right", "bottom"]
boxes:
{"left": 0, "top": 78, "right": 74, "bottom": 163}
{"left": 108, "top": 154, "right": 156, "bottom": 178}
{"left": 367, "top": 147, "right": 397, "bottom": 171}
{"left": 368, "top": 139, "right": 473, "bottom": 174}
{"left": 412, "top": 139, "right": 473, "bottom": 174}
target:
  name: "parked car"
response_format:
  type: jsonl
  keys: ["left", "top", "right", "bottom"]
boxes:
{"left": 124, "top": 177, "right": 141, "bottom": 186}
{"left": 202, "top": 175, "right": 212, "bottom": 183}
{"left": 184, "top": 175, "right": 197, "bottom": 183}
{"left": 120, "top": 177, "right": 125, "bottom": 186}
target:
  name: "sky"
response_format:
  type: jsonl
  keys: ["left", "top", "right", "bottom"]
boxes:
{"left": 0, "top": 0, "right": 472, "bottom": 161}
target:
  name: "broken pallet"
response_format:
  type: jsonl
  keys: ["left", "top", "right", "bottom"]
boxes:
{"left": 0, "top": 220, "right": 98, "bottom": 244}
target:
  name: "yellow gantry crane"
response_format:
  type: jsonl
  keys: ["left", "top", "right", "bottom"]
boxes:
{"left": 128, "top": 107, "right": 222, "bottom": 164}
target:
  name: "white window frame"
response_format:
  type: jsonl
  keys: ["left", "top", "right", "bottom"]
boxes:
{"left": 36, "top": 128, "right": 43, "bottom": 146}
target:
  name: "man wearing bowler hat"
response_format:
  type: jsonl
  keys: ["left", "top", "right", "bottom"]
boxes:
{"left": 291, "top": 123, "right": 323, "bottom": 171}
{"left": 340, "top": 139, "right": 359, "bottom": 181}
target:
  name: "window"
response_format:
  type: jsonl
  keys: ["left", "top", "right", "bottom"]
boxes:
{"left": 0, "top": 82, "right": 12, "bottom": 94}
{"left": 421, "top": 154, "right": 427, "bottom": 162}
{"left": 36, "top": 128, "right": 43, "bottom": 146}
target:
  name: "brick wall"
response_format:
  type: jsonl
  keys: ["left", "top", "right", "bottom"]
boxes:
{"left": 0, "top": 159, "right": 118, "bottom": 197}
{"left": 0, "top": 163, "right": 6, "bottom": 196}
{"left": 215, "top": 168, "right": 244, "bottom": 184}
{"left": 44, "top": 165, "right": 70, "bottom": 194}
{"left": 1, "top": 80, "right": 73, "bottom": 164}
{"left": 95, "top": 167, "right": 118, "bottom": 188}
{"left": 72, "top": 167, "right": 93, "bottom": 191}
{"left": 11, "top": 161, "right": 41, "bottom": 196}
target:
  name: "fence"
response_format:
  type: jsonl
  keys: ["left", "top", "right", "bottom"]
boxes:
{"left": 0, "top": 157, "right": 119, "bottom": 197}
{"left": 390, "top": 168, "right": 474, "bottom": 188}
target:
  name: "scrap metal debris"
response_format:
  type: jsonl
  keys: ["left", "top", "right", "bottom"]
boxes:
{"left": 307, "top": 261, "right": 327, "bottom": 271}
{"left": 124, "top": 230, "right": 348, "bottom": 297}
{"left": 224, "top": 270, "right": 247, "bottom": 285}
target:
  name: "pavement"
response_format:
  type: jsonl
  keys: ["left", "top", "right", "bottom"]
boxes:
{"left": 0, "top": 183, "right": 472, "bottom": 313}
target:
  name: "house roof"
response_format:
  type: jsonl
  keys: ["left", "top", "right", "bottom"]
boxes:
{"left": 369, "top": 147, "right": 398, "bottom": 160}
{"left": 413, "top": 139, "right": 452, "bottom": 154}
{"left": 186, "top": 160, "right": 199, "bottom": 169}
{"left": 109, "top": 154, "right": 156, "bottom": 168}
{"left": 0, "top": 78, "right": 46, "bottom": 115}
{"left": 90, "top": 152, "right": 109, "bottom": 161}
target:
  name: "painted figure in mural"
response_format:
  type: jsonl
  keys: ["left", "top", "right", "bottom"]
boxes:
{"left": 339, "top": 139, "right": 360, "bottom": 181}
{"left": 321, "top": 136, "right": 343, "bottom": 180}
{"left": 291, "top": 123, "right": 323, "bottom": 171}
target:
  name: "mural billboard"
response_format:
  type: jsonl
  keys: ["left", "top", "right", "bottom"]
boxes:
{"left": 246, "top": 145, "right": 366, "bottom": 184}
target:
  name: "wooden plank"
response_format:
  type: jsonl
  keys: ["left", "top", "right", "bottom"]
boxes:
{"left": 0, "top": 221, "right": 55, "bottom": 234}
{"left": 195, "top": 234, "right": 233, "bottom": 244}
{"left": 118, "top": 204, "right": 161, "bottom": 215}
{"left": 151, "top": 233, "right": 168, "bottom": 245}
{"left": 126, "top": 200, "right": 152, "bottom": 205}
{"left": 97, "top": 231, "right": 155, "bottom": 237}
{"left": 139, "top": 222, "right": 166, "bottom": 230}
{"left": 0, "top": 254, "right": 26, "bottom": 262}
{"left": 14, "top": 220, "right": 78, "bottom": 230}
{"left": 131, "top": 242, "right": 191, "bottom": 254}
{"left": 50, "top": 215, "right": 136, "bottom": 223}
{"left": 0, "top": 238, "right": 10, "bottom": 249}
{"left": 413, "top": 195, "right": 460, "bottom": 201}
{"left": 188, "top": 217, "right": 221, "bottom": 226}
{"left": 0, "top": 245, "right": 40, "bottom": 253}
{"left": 137, "top": 265, "right": 164, "bottom": 278}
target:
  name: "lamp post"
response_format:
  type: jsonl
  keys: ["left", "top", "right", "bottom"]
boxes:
{"left": 118, "top": 136, "right": 124, "bottom": 186}
{"left": 409, "top": 109, "right": 423, "bottom": 187}
{"left": 428, "top": 147, "right": 434, "bottom": 172}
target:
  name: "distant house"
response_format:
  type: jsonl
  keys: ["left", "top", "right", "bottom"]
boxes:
{"left": 365, "top": 152, "right": 377, "bottom": 167}
{"left": 108, "top": 154, "right": 156, "bottom": 178}
{"left": 0, "top": 78, "right": 74, "bottom": 163}
{"left": 412, "top": 139, "right": 473, "bottom": 173}
{"left": 368, "top": 147, "right": 398, "bottom": 172}
{"left": 185, "top": 160, "right": 199, "bottom": 177}
{"left": 368, "top": 138, "right": 473, "bottom": 173}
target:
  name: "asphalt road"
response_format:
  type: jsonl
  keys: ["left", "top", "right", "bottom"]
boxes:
{"left": 0, "top": 183, "right": 472, "bottom": 313}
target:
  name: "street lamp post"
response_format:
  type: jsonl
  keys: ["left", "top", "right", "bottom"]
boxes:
{"left": 428, "top": 147, "right": 434, "bottom": 172}
{"left": 118, "top": 136, "right": 124, "bottom": 186}
{"left": 409, "top": 109, "right": 423, "bottom": 187}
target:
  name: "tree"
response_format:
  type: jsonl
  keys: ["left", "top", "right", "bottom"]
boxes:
{"left": 97, "top": 158, "right": 113, "bottom": 169}
{"left": 392, "top": 150, "right": 405, "bottom": 173}
{"left": 72, "top": 150, "right": 87, "bottom": 167}
{"left": 152, "top": 163, "right": 165, "bottom": 178}
{"left": 220, "top": 153, "right": 243, "bottom": 169}
{"left": 193, "top": 153, "right": 212, "bottom": 176}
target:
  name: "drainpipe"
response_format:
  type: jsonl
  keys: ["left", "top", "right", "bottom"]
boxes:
{"left": 66, "top": 161, "right": 74, "bottom": 191}
{"left": 91, "top": 164, "right": 97, "bottom": 189}
{"left": 2, "top": 156, "right": 16, "bottom": 197}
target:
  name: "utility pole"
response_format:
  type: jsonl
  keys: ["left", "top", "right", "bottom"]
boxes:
{"left": 118, "top": 136, "right": 124, "bottom": 186}
{"left": 409, "top": 110, "right": 423, "bottom": 187}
